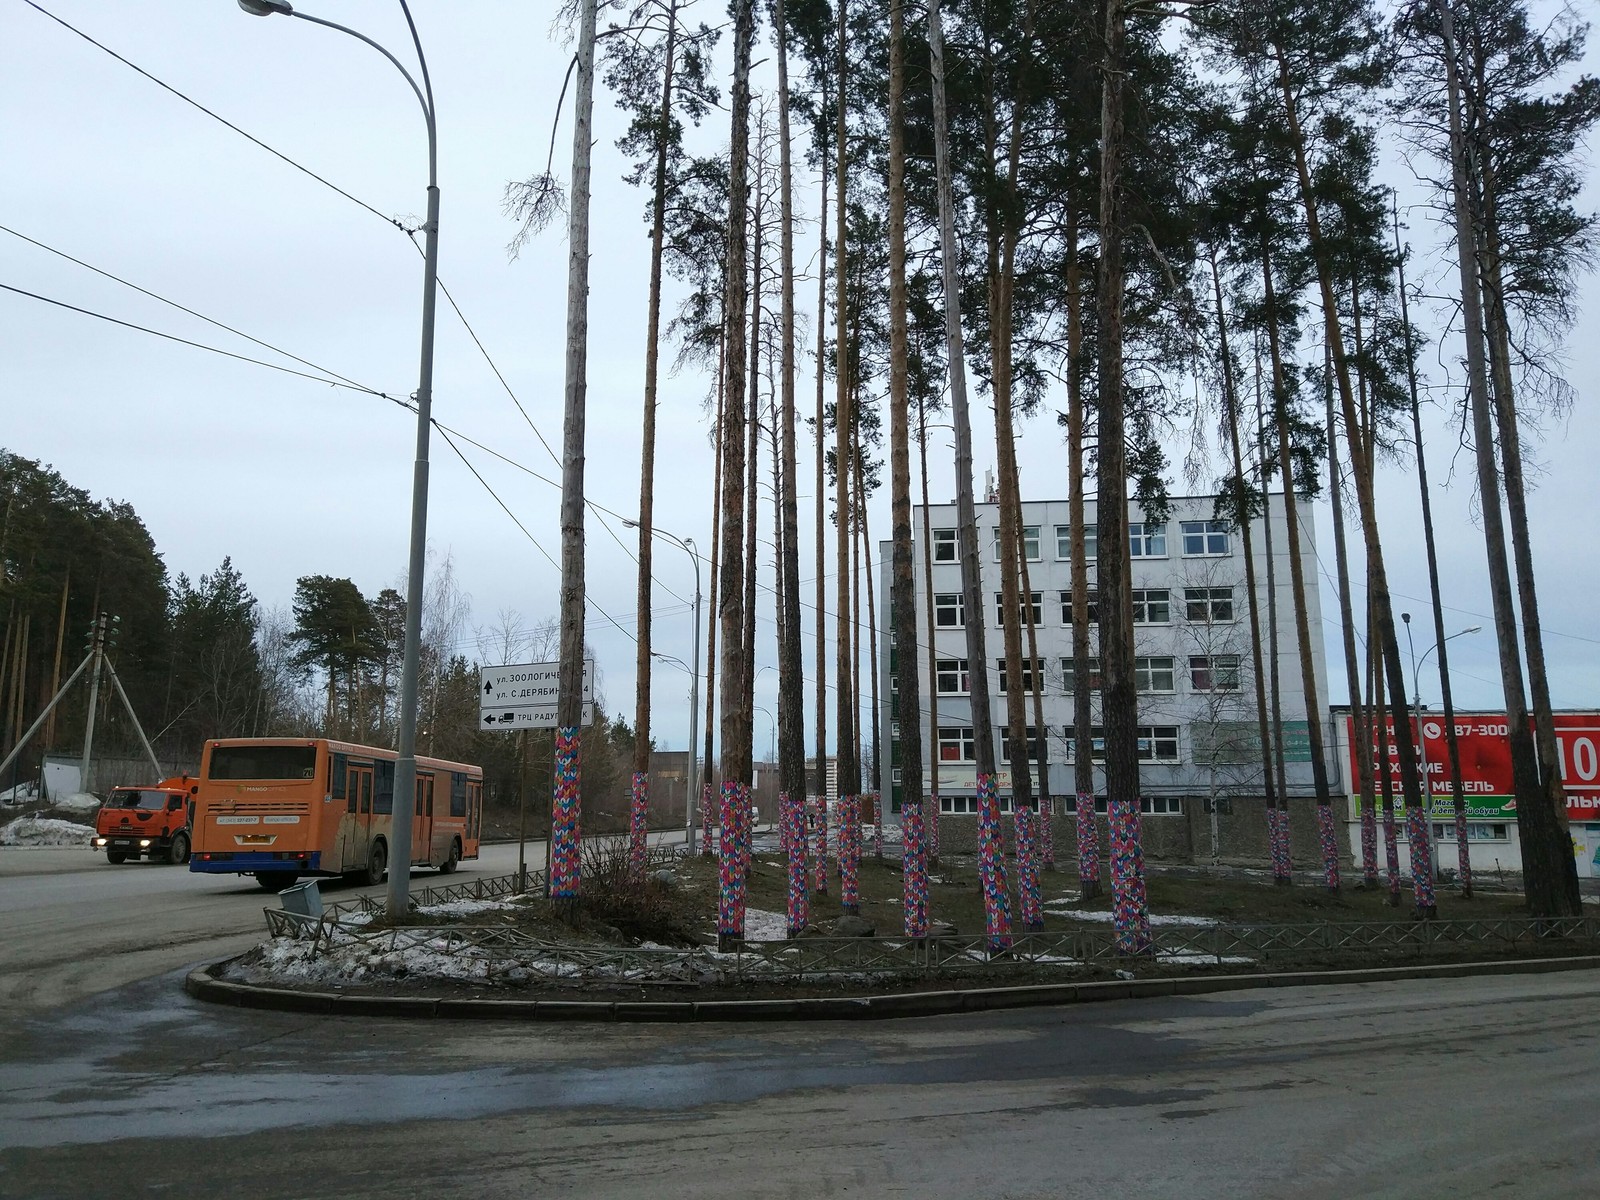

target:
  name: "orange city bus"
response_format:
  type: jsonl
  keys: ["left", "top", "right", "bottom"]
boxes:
{"left": 189, "top": 738, "right": 483, "bottom": 891}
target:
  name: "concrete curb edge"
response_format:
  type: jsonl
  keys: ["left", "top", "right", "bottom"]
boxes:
{"left": 184, "top": 952, "right": 1600, "bottom": 1022}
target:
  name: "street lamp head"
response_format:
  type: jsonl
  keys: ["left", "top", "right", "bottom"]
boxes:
{"left": 238, "top": 0, "right": 294, "bottom": 15}
{"left": 1463, "top": 625, "right": 1482, "bottom": 635}
{"left": 622, "top": 519, "right": 638, "bottom": 529}
{"left": 1401, "top": 612, "right": 1411, "bottom": 624}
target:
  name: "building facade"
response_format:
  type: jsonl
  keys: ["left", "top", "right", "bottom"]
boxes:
{"left": 880, "top": 492, "right": 1329, "bottom": 830}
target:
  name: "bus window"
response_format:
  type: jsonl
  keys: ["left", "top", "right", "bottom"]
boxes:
{"left": 359, "top": 773, "right": 372, "bottom": 814}
{"left": 374, "top": 760, "right": 394, "bottom": 814}
{"left": 332, "top": 753, "right": 348, "bottom": 809}
{"left": 451, "top": 772, "right": 467, "bottom": 817}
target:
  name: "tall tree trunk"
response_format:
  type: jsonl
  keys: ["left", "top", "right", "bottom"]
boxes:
{"left": 1209, "top": 253, "right": 1281, "bottom": 871}
{"left": 1274, "top": 38, "right": 1430, "bottom": 913}
{"left": 551, "top": 0, "right": 599, "bottom": 903}
{"left": 716, "top": 0, "right": 756, "bottom": 946}
{"left": 917, "top": 391, "right": 941, "bottom": 866}
{"left": 700, "top": 314, "right": 727, "bottom": 856}
{"left": 44, "top": 569, "right": 69, "bottom": 750}
{"left": 1066, "top": 199, "right": 1099, "bottom": 900}
{"left": 929, "top": 0, "right": 1007, "bottom": 946}
{"left": 832, "top": 0, "right": 858, "bottom": 916}
{"left": 1098, "top": 0, "right": 1151, "bottom": 952}
{"left": 742, "top": 162, "right": 763, "bottom": 778}
{"left": 1261, "top": 246, "right": 1338, "bottom": 891}
{"left": 1255, "top": 355, "right": 1291, "bottom": 883}
{"left": 856, "top": 465, "right": 882, "bottom": 858}
{"left": 1394, "top": 202, "right": 1471, "bottom": 897}
{"left": 1372, "top": 613, "right": 1402, "bottom": 906}
{"left": 630, "top": 1, "right": 683, "bottom": 876}
{"left": 813, "top": 79, "right": 830, "bottom": 890}
{"left": 1434, "top": 0, "right": 1573, "bottom": 915}
{"left": 773, "top": 0, "right": 807, "bottom": 853}
{"left": 1325, "top": 332, "right": 1377, "bottom": 887}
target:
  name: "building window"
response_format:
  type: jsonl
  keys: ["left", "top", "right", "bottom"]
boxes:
{"left": 1190, "top": 654, "right": 1241, "bottom": 691}
{"left": 1129, "top": 521, "right": 1167, "bottom": 557}
{"left": 1092, "top": 795, "right": 1185, "bottom": 815}
{"left": 992, "top": 525, "right": 1040, "bottom": 562}
{"left": 937, "top": 726, "right": 977, "bottom": 762}
{"left": 1181, "top": 519, "right": 1231, "bottom": 556}
{"left": 995, "top": 657, "right": 1043, "bottom": 693}
{"left": 1140, "top": 726, "right": 1181, "bottom": 762}
{"left": 941, "top": 795, "right": 978, "bottom": 814}
{"left": 994, "top": 591, "right": 1044, "bottom": 628}
{"left": 1135, "top": 656, "right": 1176, "bottom": 693}
{"left": 935, "top": 658, "right": 970, "bottom": 695}
{"left": 932, "top": 528, "right": 957, "bottom": 562}
{"left": 1059, "top": 589, "right": 1099, "bottom": 624}
{"left": 1185, "top": 586, "right": 1235, "bottom": 622}
{"left": 891, "top": 719, "right": 900, "bottom": 738}
{"left": 1000, "top": 726, "right": 1046, "bottom": 761}
{"left": 1056, "top": 523, "right": 1098, "bottom": 561}
{"left": 1432, "top": 822, "right": 1510, "bottom": 842}
{"left": 1064, "top": 728, "right": 1107, "bottom": 761}
{"left": 1060, "top": 656, "right": 1103, "bottom": 693}
{"left": 1132, "top": 588, "right": 1170, "bottom": 624}
{"left": 891, "top": 767, "right": 903, "bottom": 786}
{"left": 934, "top": 592, "right": 965, "bottom": 628}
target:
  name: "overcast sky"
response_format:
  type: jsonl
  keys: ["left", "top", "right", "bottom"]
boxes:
{"left": 5, "top": 1, "right": 1598, "bottom": 762}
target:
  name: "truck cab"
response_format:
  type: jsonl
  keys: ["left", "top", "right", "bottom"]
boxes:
{"left": 92, "top": 776, "right": 197, "bottom": 865}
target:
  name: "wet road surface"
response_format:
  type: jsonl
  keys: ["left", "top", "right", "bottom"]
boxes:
{"left": 2, "top": 964, "right": 1597, "bottom": 1199}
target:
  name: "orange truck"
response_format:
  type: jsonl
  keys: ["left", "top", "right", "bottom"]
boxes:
{"left": 91, "top": 776, "right": 198, "bottom": 865}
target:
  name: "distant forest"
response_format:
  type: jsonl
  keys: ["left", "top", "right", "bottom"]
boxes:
{"left": 0, "top": 450, "right": 651, "bottom": 827}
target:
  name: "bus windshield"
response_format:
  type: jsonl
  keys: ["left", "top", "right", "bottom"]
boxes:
{"left": 208, "top": 745, "right": 318, "bottom": 781}
{"left": 106, "top": 790, "right": 169, "bottom": 810}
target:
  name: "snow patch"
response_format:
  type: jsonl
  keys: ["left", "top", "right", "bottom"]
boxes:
{"left": 741, "top": 907, "right": 790, "bottom": 941}
{"left": 1042, "top": 905, "right": 1219, "bottom": 927}
{"left": 1, "top": 816, "right": 96, "bottom": 847}
{"left": 51, "top": 793, "right": 102, "bottom": 814}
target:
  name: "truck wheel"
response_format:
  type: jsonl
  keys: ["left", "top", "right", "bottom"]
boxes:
{"left": 167, "top": 832, "right": 190, "bottom": 866}
{"left": 254, "top": 872, "right": 297, "bottom": 893}
{"left": 438, "top": 839, "right": 460, "bottom": 875}
{"left": 359, "top": 840, "right": 387, "bottom": 887}
{"left": 106, "top": 851, "right": 127, "bottom": 865}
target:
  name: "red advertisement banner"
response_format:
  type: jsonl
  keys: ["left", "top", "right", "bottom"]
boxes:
{"left": 1345, "top": 713, "right": 1600, "bottom": 822}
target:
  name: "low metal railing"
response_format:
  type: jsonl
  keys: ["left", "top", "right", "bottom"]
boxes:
{"left": 257, "top": 901, "right": 1600, "bottom": 988}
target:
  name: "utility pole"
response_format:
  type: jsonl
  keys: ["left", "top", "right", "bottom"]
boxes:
{"left": 79, "top": 613, "right": 108, "bottom": 793}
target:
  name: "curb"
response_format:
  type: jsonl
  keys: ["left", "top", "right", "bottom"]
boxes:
{"left": 184, "top": 952, "right": 1600, "bottom": 1022}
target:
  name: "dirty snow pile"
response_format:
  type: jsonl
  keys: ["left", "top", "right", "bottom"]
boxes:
{"left": 1041, "top": 902, "right": 1220, "bottom": 927}
{"left": 1, "top": 816, "right": 96, "bottom": 847}
{"left": 50, "top": 793, "right": 102, "bottom": 814}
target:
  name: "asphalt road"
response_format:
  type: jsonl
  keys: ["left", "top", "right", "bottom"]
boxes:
{"left": 3, "top": 840, "right": 1598, "bottom": 1198}
{"left": 0, "top": 839, "right": 543, "bottom": 1012}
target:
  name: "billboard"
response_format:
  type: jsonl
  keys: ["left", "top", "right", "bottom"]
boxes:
{"left": 1344, "top": 713, "right": 1600, "bottom": 821}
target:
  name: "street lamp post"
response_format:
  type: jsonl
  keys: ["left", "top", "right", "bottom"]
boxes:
{"left": 1402, "top": 614, "right": 1481, "bottom": 882}
{"left": 626, "top": 521, "right": 701, "bottom": 851}
{"left": 239, "top": 0, "right": 439, "bottom": 919}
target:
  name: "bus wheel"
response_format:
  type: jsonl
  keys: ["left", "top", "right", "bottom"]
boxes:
{"left": 106, "top": 851, "right": 128, "bottom": 865}
{"left": 360, "top": 840, "right": 387, "bottom": 887}
{"left": 167, "top": 832, "right": 190, "bottom": 866}
{"left": 254, "top": 871, "right": 297, "bottom": 893}
{"left": 438, "top": 839, "right": 460, "bottom": 875}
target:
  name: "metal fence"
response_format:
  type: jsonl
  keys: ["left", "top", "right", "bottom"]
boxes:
{"left": 258, "top": 893, "right": 1600, "bottom": 988}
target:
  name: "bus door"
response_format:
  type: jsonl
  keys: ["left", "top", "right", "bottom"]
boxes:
{"left": 414, "top": 773, "right": 435, "bottom": 866}
{"left": 349, "top": 762, "right": 375, "bottom": 870}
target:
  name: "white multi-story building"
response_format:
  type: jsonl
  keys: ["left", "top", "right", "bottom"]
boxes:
{"left": 880, "top": 493, "right": 1329, "bottom": 824}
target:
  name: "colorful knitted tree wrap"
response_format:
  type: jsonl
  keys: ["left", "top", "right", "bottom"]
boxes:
{"left": 548, "top": 726, "right": 582, "bottom": 899}
{"left": 901, "top": 797, "right": 929, "bottom": 937}
{"left": 1015, "top": 806, "right": 1043, "bottom": 931}
{"left": 737, "top": 783, "right": 753, "bottom": 885}
{"left": 928, "top": 789, "right": 940, "bottom": 860}
{"left": 1108, "top": 798, "right": 1152, "bottom": 955}
{"left": 1360, "top": 795, "right": 1379, "bottom": 885}
{"left": 1316, "top": 803, "right": 1341, "bottom": 891}
{"left": 1454, "top": 807, "right": 1473, "bottom": 894}
{"left": 1268, "top": 807, "right": 1293, "bottom": 881}
{"left": 871, "top": 791, "right": 884, "bottom": 859}
{"left": 1406, "top": 805, "right": 1436, "bottom": 911}
{"left": 813, "top": 795, "right": 829, "bottom": 894}
{"left": 717, "top": 781, "right": 743, "bottom": 940}
{"left": 782, "top": 792, "right": 809, "bottom": 937}
{"left": 840, "top": 794, "right": 861, "bottom": 911}
{"left": 628, "top": 771, "right": 649, "bottom": 879}
{"left": 1075, "top": 791, "right": 1099, "bottom": 886}
{"left": 1382, "top": 798, "right": 1401, "bottom": 902}
{"left": 975, "top": 773, "right": 1013, "bottom": 952}
{"left": 1039, "top": 795, "right": 1055, "bottom": 867}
